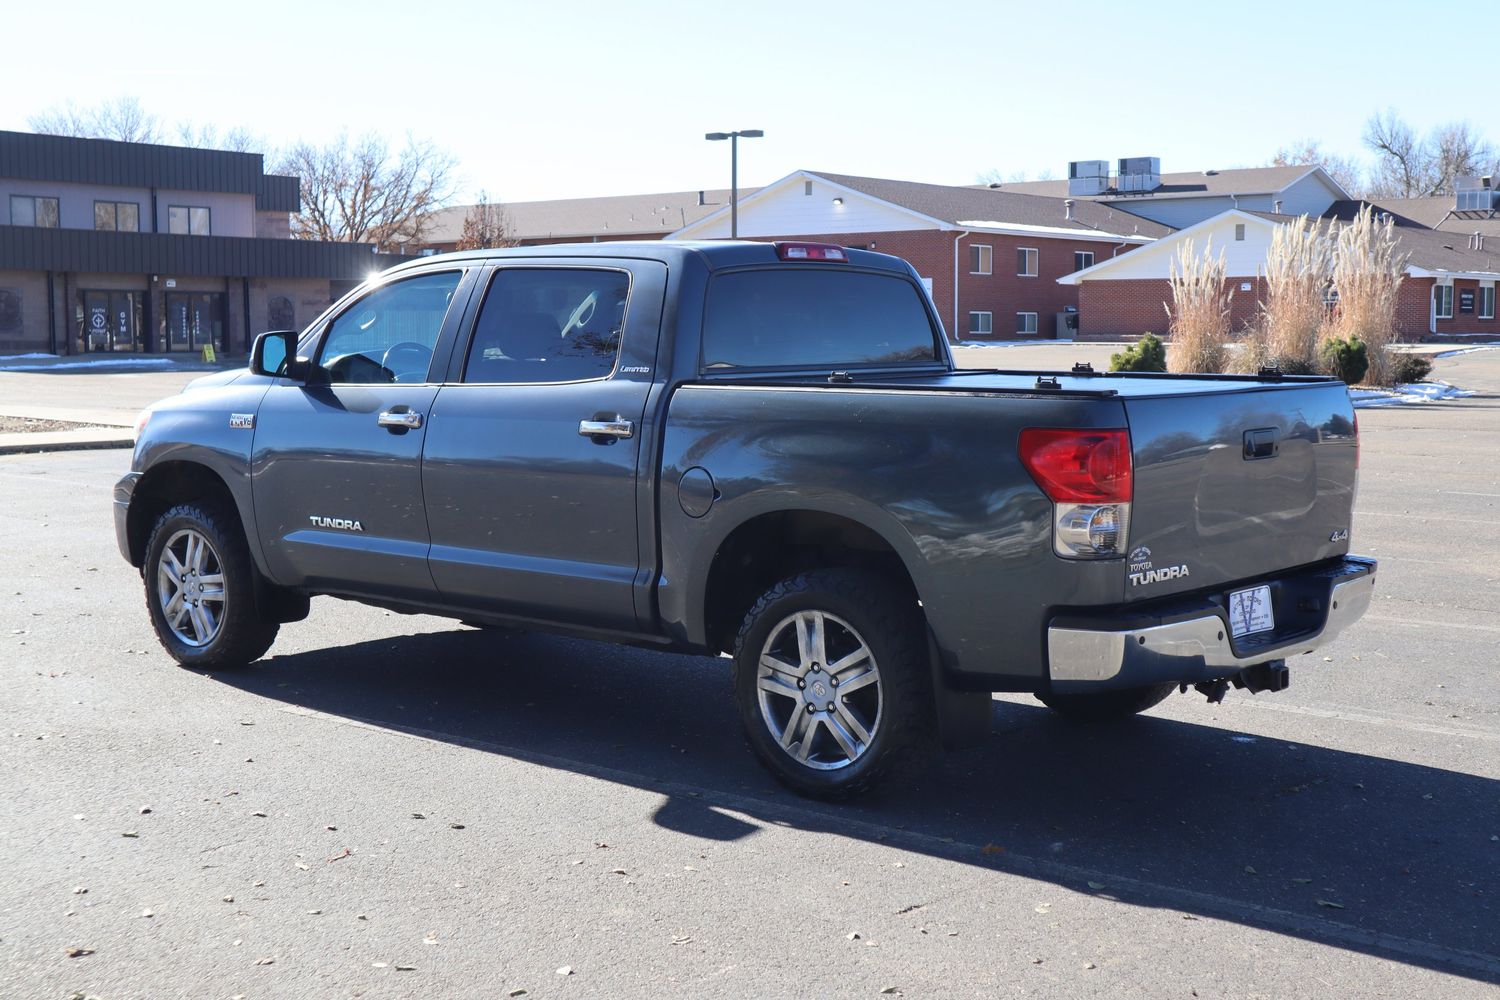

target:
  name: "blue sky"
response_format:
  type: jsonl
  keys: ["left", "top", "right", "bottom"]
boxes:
{"left": 0, "top": 0, "right": 1483, "bottom": 202}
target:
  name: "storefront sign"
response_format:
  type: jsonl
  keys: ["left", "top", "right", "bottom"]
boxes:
{"left": 1460, "top": 290, "right": 1475, "bottom": 314}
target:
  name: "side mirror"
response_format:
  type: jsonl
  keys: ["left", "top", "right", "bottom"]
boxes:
{"left": 250, "top": 330, "right": 308, "bottom": 380}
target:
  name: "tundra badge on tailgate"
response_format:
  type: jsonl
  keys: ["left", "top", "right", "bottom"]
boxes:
{"left": 1127, "top": 545, "right": 1190, "bottom": 586}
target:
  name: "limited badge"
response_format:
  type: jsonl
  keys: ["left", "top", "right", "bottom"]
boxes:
{"left": 229, "top": 413, "right": 255, "bottom": 429}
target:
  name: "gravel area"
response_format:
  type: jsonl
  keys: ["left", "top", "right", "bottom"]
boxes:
{"left": 0, "top": 415, "right": 114, "bottom": 434}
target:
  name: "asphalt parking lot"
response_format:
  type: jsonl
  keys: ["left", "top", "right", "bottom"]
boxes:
{"left": 2, "top": 351, "right": 1497, "bottom": 998}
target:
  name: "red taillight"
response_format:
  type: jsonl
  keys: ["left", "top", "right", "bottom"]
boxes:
{"left": 775, "top": 242, "right": 848, "bottom": 262}
{"left": 1019, "top": 428, "right": 1133, "bottom": 503}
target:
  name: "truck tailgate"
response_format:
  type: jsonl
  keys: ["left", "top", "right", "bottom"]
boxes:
{"left": 1123, "top": 382, "right": 1359, "bottom": 601}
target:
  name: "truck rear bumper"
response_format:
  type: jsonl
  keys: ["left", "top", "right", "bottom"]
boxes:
{"left": 1047, "top": 556, "right": 1376, "bottom": 692}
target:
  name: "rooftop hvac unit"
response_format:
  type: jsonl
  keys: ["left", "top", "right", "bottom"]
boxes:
{"left": 1455, "top": 175, "right": 1496, "bottom": 212}
{"left": 1116, "top": 156, "right": 1161, "bottom": 193}
{"left": 1068, "top": 160, "right": 1109, "bottom": 196}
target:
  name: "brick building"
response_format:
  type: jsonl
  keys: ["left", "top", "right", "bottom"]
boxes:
{"left": 1060, "top": 208, "right": 1500, "bottom": 341}
{"left": 0, "top": 130, "right": 397, "bottom": 356}
{"left": 667, "top": 170, "right": 1172, "bottom": 341}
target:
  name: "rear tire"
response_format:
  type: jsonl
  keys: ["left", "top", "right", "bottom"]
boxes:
{"left": 143, "top": 501, "right": 278, "bottom": 670}
{"left": 731, "top": 570, "right": 933, "bottom": 800}
{"left": 1036, "top": 682, "right": 1175, "bottom": 722}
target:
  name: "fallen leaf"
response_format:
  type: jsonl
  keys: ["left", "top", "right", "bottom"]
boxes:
{"left": 556, "top": 966, "right": 574, "bottom": 976}
{"left": 139, "top": 806, "right": 152, "bottom": 815}
{"left": 411, "top": 813, "right": 426, "bottom": 820}
{"left": 140, "top": 909, "right": 154, "bottom": 918}
{"left": 121, "top": 831, "right": 139, "bottom": 838}
{"left": 357, "top": 914, "right": 368, "bottom": 921}
{"left": 608, "top": 868, "right": 628, "bottom": 876}
{"left": 847, "top": 932, "right": 862, "bottom": 940}
{"left": 72, "top": 887, "right": 88, "bottom": 895}
{"left": 1316, "top": 899, "right": 1345, "bottom": 909}
{"left": 251, "top": 811, "right": 267, "bottom": 818}
{"left": 395, "top": 964, "right": 417, "bottom": 971}
{"left": 881, "top": 989, "right": 902, "bottom": 996}
{"left": 508, "top": 990, "right": 528, "bottom": 997}
{"left": 981, "top": 844, "right": 1005, "bottom": 855}
{"left": 307, "top": 909, "right": 322, "bottom": 915}
{"left": 1085, "top": 961, "right": 1097, "bottom": 969}
{"left": 253, "top": 881, "right": 265, "bottom": 887}
{"left": 223, "top": 895, "right": 234, "bottom": 902}
{"left": 1030, "top": 957, "right": 1043, "bottom": 965}
{"left": 296, "top": 863, "right": 310, "bottom": 871}
{"left": 65, "top": 947, "right": 95, "bottom": 958}
{"left": 255, "top": 957, "right": 275, "bottom": 966}
{"left": 449, "top": 823, "right": 465, "bottom": 830}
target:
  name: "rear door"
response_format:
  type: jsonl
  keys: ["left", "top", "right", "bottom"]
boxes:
{"left": 251, "top": 267, "right": 475, "bottom": 599}
{"left": 1122, "top": 381, "right": 1359, "bottom": 601}
{"left": 420, "top": 260, "right": 666, "bottom": 629}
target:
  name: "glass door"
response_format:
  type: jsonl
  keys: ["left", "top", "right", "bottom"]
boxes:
{"left": 79, "top": 290, "right": 141, "bottom": 352}
{"left": 164, "top": 292, "right": 225, "bottom": 353}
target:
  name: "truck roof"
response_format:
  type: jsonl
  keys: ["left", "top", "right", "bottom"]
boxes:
{"left": 381, "top": 240, "right": 913, "bottom": 275}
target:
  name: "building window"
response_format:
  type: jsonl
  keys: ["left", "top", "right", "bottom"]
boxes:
{"left": 968, "top": 311, "right": 993, "bottom": 336}
{"left": 1073, "top": 251, "right": 1095, "bottom": 272}
{"left": 10, "top": 195, "right": 60, "bottom": 228}
{"left": 804, "top": 180, "right": 813, "bottom": 195}
{"left": 168, "top": 205, "right": 212, "bottom": 236}
{"left": 1017, "top": 247, "right": 1038, "bottom": 276}
{"left": 1434, "top": 284, "right": 1454, "bottom": 320}
{"left": 969, "top": 244, "right": 992, "bottom": 275}
{"left": 1234, "top": 224, "right": 1246, "bottom": 241}
{"left": 94, "top": 201, "right": 141, "bottom": 232}
{"left": 1480, "top": 284, "right": 1495, "bottom": 320}
{"left": 1016, "top": 311, "right": 1038, "bottom": 334}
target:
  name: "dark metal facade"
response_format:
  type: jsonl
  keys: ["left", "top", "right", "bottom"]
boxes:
{"left": 0, "top": 130, "right": 300, "bottom": 212}
{"left": 0, "top": 225, "right": 403, "bottom": 279}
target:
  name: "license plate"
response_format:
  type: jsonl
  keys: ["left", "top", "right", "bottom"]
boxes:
{"left": 1228, "top": 585, "right": 1274, "bottom": 638}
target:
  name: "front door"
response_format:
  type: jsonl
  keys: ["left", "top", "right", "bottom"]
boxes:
{"left": 421, "top": 262, "right": 665, "bottom": 630}
{"left": 251, "top": 268, "right": 474, "bottom": 600}
{"left": 164, "top": 292, "right": 224, "bottom": 353}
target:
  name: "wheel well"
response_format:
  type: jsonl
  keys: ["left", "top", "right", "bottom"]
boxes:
{"left": 125, "top": 461, "right": 239, "bottom": 567}
{"left": 701, "top": 510, "right": 920, "bottom": 654}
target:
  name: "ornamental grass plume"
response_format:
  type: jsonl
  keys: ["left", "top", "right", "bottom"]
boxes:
{"left": 1325, "top": 206, "right": 1408, "bottom": 386}
{"left": 1259, "top": 215, "right": 1333, "bottom": 371}
{"left": 1166, "top": 238, "right": 1231, "bottom": 374}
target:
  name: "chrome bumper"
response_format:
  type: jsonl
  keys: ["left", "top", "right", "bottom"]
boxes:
{"left": 1048, "top": 563, "right": 1376, "bottom": 687}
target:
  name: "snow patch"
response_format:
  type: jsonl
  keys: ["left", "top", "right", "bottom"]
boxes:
{"left": 0, "top": 357, "right": 180, "bottom": 372}
{"left": 1431, "top": 346, "right": 1499, "bottom": 359}
{"left": 1350, "top": 381, "right": 1475, "bottom": 408}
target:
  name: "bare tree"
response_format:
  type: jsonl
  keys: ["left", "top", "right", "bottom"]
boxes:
{"left": 1363, "top": 110, "right": 1496, "bottom": 197}
{"left": 975, "top": 167, "right": 1058, "bottom": 186}
{"left": 173, "top": 121, "right": 267, "bottom": 153}
{"left": 455, "top": 191, "right": 516, "bottom": 250}
{"left": 276, "top": 133, "right": 455, "bottom": 252}
{"left": 1270, "top": 139, "right": 1363, "bottom": 197}
{"left": 28, "top": 96, "right": 162, "bottom": 143}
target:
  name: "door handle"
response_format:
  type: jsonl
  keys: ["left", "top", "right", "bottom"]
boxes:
{"left": 378, "top": 409, "right": 424, "bottom": 430}
{"left": 578, "top": 418, "right": 634, "bottom": 440}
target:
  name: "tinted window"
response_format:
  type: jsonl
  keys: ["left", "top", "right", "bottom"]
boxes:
{"left": 463, "top": 268, "right": 629, "bottom": 383}
{"left": 702, "top": 269, "right": 939, "bottom": 370}
{"left": 318, "top": 271, "right": 462, "bottom": 383}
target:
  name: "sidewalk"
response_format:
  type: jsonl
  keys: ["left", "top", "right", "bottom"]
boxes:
{"left": 0, "top": 352, "right": 244, "bottom": 374}
{"left": 0, "top": 426, "right": 134, "bottom": 455}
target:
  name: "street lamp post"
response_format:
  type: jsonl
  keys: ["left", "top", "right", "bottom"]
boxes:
{"left": 705, "top": 129, "right": 763, "bottom": 238}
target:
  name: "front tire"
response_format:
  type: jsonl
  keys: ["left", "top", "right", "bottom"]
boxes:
{"left": 1036, "top": 682, "right": 1175, "bottom": 722}
{"left": 143, "top": 501, "right": 278, "bottom": 669}
{"left": 731, "top": 570, "right": 933, "bottom": 799}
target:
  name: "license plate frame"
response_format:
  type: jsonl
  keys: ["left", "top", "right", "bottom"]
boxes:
{"left": 1227, "top": 585, "right": 1274, "bottom": 639}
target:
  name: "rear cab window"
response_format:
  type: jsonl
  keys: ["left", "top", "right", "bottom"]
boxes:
{"left": 462, "top": 268, "right": 630, "bottom": 384}
{"left": 701, "top": 268, "right": 942, "bottom": 372}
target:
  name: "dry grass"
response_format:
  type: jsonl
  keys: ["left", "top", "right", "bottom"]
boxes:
{"left": 1325, "top": 206, "right": 1408, "bottom": 386}
{"left": 1260, "top": 215, "right": 1333, "bottom": 370}
{"left": 1166, "top": 238, "right": 1232, "bottom": 373}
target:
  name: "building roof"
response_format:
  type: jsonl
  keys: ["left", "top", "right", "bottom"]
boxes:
{"left": 0, "top": 129, "right": 299, "bottom": 212}
{"left": 1064, "top": 208, "right": 1500, "bottom": 285}
{"left": 807, "top": 171, "right": 1174, "bottom": 239}
{"left": 421, "top": 187, "right": 757, "bottom": 245}
{"left": 991, "top": 165, "right": 1326, "bottom": 201}
{"left": 1326, "top": 196, "right": 1500, "bottom": 237}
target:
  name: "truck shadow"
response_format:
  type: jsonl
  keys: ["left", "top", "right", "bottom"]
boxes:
{"left": 212, "top": 624, "right": 1499, "bottom": 983}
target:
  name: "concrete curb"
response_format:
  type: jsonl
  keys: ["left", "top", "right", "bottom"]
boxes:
{"left": 0, "top": 430, "right": 134, "bottom": 455}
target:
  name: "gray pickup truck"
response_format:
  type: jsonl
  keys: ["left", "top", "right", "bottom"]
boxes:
{"left": 115, "top": 241, "right": 1376, "bottom": 797}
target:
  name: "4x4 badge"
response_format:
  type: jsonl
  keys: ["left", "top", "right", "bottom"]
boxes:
{"left": 1330, "top": 528, "right": 1349, "bottom": 542}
